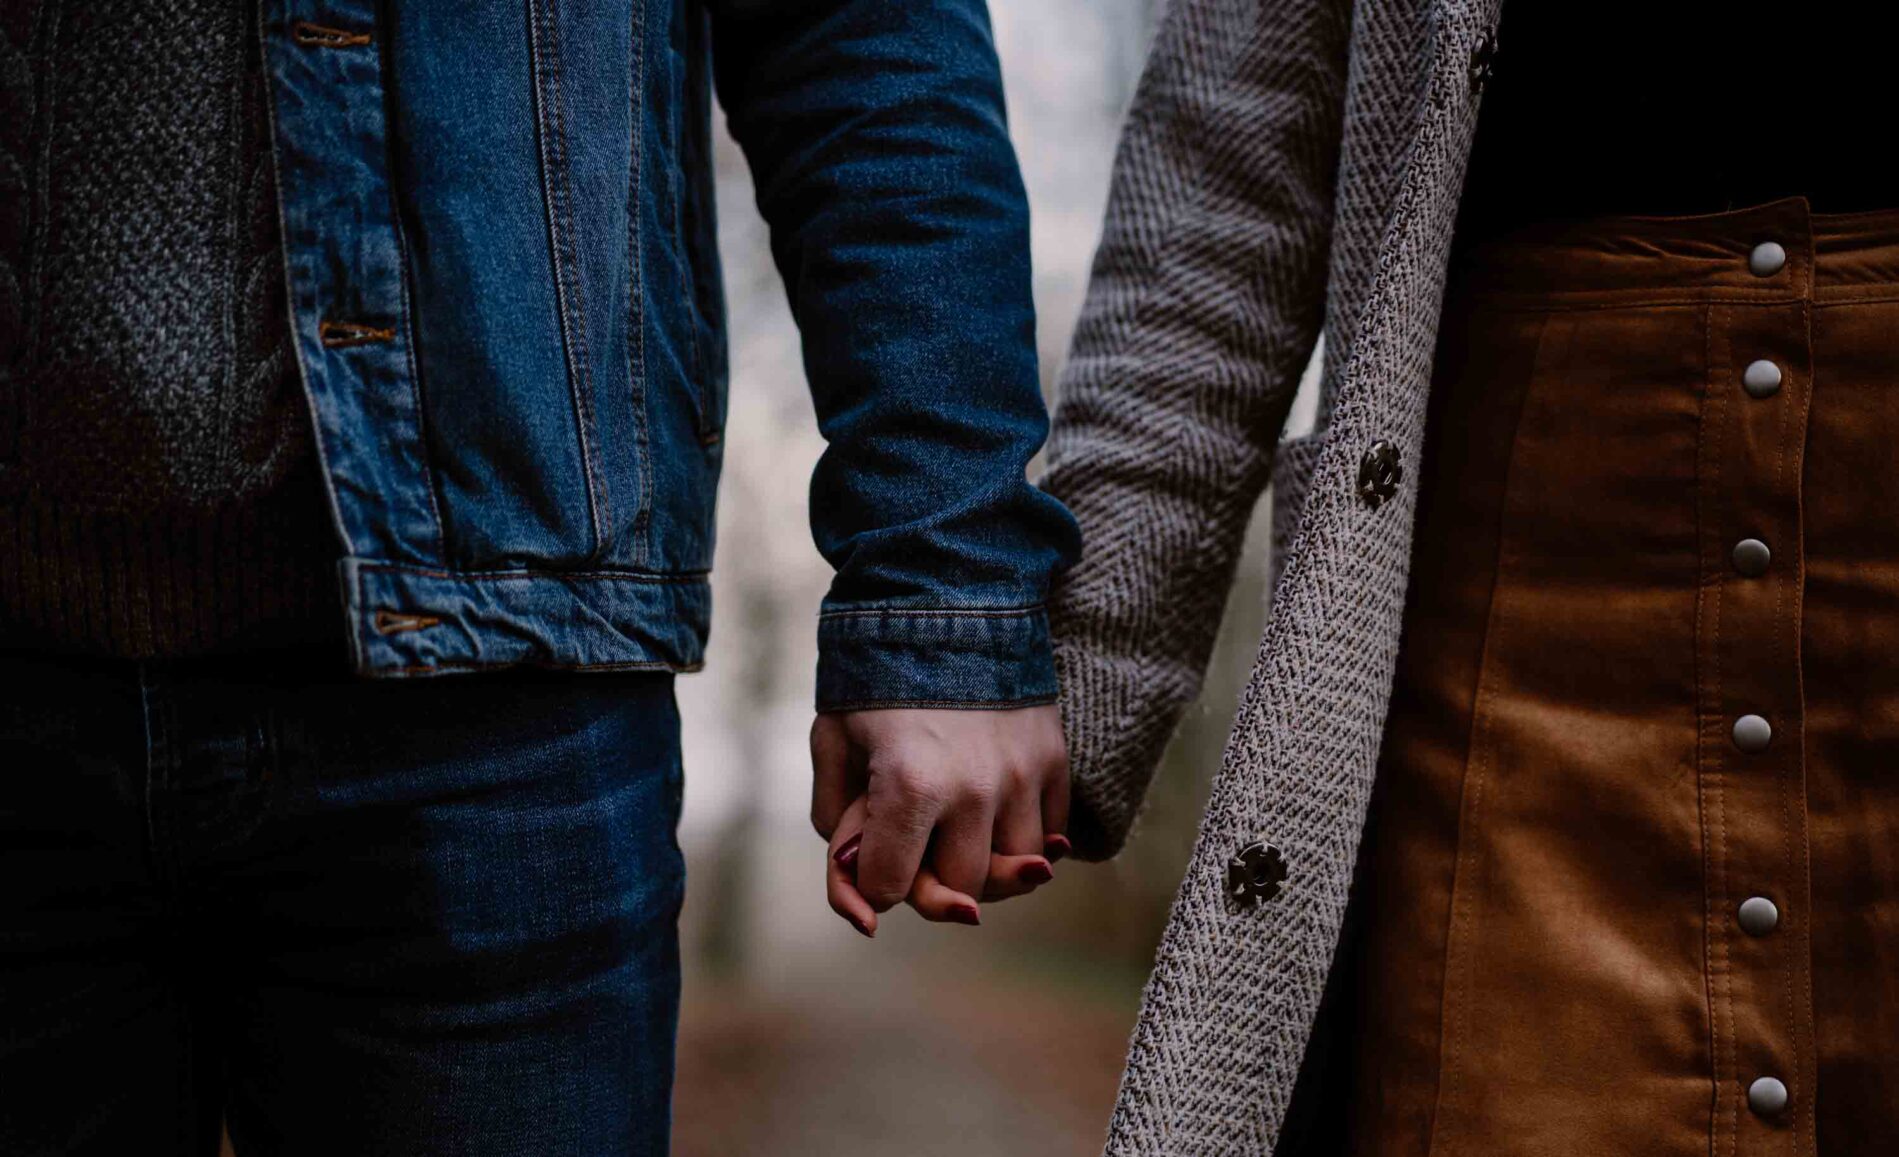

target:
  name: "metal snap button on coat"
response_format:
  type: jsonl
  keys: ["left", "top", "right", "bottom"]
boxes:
{"left": 1226, "top": 839, "right": 1289, "bottom": 908}
{"left": 1748, "top": 1076, "right": 1790, "bottom": 1117}
{"left": 1732, "top": 538, "right": 1771, "bottom": 577}
{"left": 1743, "top": 359, "right": 1783, "bottom": 398}
{"left": 1738, "top": 896, "right": 1780, "bottom": 936}
{"left": 1749, "top": 241, "right": 1787, "bottom": 276}
{"left": 1357, "top": 440, "right": 1403, "bottom": 508}
{"left": 1733, "top": 713, "right": 1773, "bottom": 753}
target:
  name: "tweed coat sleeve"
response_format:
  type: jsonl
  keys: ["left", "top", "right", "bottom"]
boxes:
{"left": 1041, "top": 0, "right": 1353, "bottom": 860}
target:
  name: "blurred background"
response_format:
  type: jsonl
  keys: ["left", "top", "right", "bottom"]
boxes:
{"left": 672, "top": 2, "right": 1316, "bottom": 1153}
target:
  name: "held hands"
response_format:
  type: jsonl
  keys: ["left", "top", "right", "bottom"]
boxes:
{"left": 809, "top": 705, "right": 1071, "bottom": 937}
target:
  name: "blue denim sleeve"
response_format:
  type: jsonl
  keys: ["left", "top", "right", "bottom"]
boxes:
{"left": 708, "top": 0, "right": 1082, "bottom": 713}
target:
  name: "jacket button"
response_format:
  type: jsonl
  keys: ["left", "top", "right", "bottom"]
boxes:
{"left": 1748, "top": 1076, "right": 1789, "bottom": 1117}
{"left": 1749, "top": 241, "right": 1787, "bottom": 277}
{"left": 1468, "top": 31, "right": 1498, "bottom": 98}
{"left": 1357, "top": 440, "right": 1403, "bottom": 508}
{"left": 1226, "top": 839, "right": 1289, "bottom": 907}
{"left": 1732, "top": 538, "right": 1771, "bottom": 576}
{"left": 1743, "top": 359, "right": 1783, "bottom": 398}
{"left": 1732, "top": 713, "right": 1772, "bottom": 753}
{"left": 1738, "top": 896, "right": 1780, "bottom": 936}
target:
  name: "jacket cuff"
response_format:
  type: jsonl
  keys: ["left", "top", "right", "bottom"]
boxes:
{"left": 815, "top": 606, "right": 1058, "bottom": 712}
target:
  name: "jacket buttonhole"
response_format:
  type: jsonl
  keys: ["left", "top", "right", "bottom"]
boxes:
{"left": 319, "top": 319, "right": 397, "bottom": 348}
{"left": 373, "top": 609, "right": 443, "bottom": 635}
{"left": 291, "top": 22, "right": 373, "bottom": 49}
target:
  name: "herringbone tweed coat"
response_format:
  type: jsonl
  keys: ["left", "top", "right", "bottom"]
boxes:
{"left": 1043, "top": 0, "right": 1507, "bottom": 1151}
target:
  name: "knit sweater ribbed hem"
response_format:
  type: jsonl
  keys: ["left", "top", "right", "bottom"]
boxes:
{"left": 0, "top": 481, "right": 346, "bottom": 663}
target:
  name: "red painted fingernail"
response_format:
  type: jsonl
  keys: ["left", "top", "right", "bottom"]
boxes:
{"left": 1044, "top": 834, "right": 1072, "bottom": 863}
{"left": 834, "top": 833, "right": 862, "bottom": 868}
{"left": 847, "top": 913, "right": 874, "bottom": 939}
{"left": 1018, "top": 859, "right": 1054, "bottom": 886}
{"left": 949, "top": 903, "right": 981, "bottom": 927}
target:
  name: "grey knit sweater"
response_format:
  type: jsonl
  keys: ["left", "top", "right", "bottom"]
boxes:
{"left": 0, "top": 0, "right": 338, "bottom": 658}
{"left": 1044, "top": 0, "right": 1505, "bottom": 1151}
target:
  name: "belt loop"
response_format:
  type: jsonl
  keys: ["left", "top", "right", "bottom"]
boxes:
{"left": 1790, "top": 196, "right": 1817, "bottom": 304}
{"left": 1792, "top": 198, "right": 1807, "bottom": 307}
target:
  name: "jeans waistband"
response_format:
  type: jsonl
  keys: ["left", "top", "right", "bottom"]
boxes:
{"left": 1449, "top": 197, "right": 1899, "bottom": 308}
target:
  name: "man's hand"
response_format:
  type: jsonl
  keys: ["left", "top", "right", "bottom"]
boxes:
{"left": 810, "top": 706, "right": 1070, "bottom": 937}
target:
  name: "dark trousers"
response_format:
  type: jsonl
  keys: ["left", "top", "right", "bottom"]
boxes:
{"left": 0, "top": 653, "right": 684, "bottom": 1156}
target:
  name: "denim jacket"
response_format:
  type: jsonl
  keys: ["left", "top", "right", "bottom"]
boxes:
{"left": 260, "top": 0, "right": 1079, "bottom": 710}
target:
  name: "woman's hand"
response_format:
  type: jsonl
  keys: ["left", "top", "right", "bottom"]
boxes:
{"left": 809, "top": 705, "right": 1070, "bottom": 937}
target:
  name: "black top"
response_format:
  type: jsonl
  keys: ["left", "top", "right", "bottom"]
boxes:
{"left": 1, "top": 0, "right": 342, "bottom": 661}
{"left": 1458, "top": 5, "right": 1890, "bottom": 240}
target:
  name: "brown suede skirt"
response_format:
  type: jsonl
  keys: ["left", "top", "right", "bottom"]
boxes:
{"left": 1329, "top": 199, "right": 1899, "bottom": 1157}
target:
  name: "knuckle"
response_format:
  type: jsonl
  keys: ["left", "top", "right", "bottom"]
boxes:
{"left": 862, "top": 885, "right": 904, "bottom": 912}
{"left": 879, "top": 763, "right": 945, "bottom": 810}
{"left": 955, "top": 773, "right": 999, "bottom": 811}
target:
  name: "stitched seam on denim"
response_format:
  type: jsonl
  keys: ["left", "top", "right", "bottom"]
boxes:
{"left": 819, "top": 604, "right": 1047, "bottom": 622}
{"left": 818, "top": 694, "right": 1058, "bottom": 713}
{"left": 255, "top": 3, "right": 356, "bottom": 559}
{"left": 527, "top": 0, "right": 611, "bottom": 561}
{"left": 353, "top": 561, "right": 708, "bottom": 583}
{"left": 378, "top": 657, "right": 701, "bottom": 677}
{"left": 663, "top": 23, "right": 709, "bottom": 443}
{"left": 386, "top": 151, "right": 450, "bottom": 562}
{"left": 626, "top": 0, "right": 652, "bottom": 565}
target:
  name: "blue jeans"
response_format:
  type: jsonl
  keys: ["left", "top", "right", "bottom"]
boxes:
{"left": 0, "top": 652, "right": 684, "bottom": 1156}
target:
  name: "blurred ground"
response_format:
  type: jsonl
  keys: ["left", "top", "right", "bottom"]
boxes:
{"left": 673, "top": 946, "right": 1137, "bottom": 1157}
{"left": 668, "top": 4, "right": 1303, "bottom": 1154}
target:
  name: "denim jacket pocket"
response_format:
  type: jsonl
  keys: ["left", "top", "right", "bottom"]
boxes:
{"left": 1269, "top": 429, "right": 1326, "bottom": 597}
